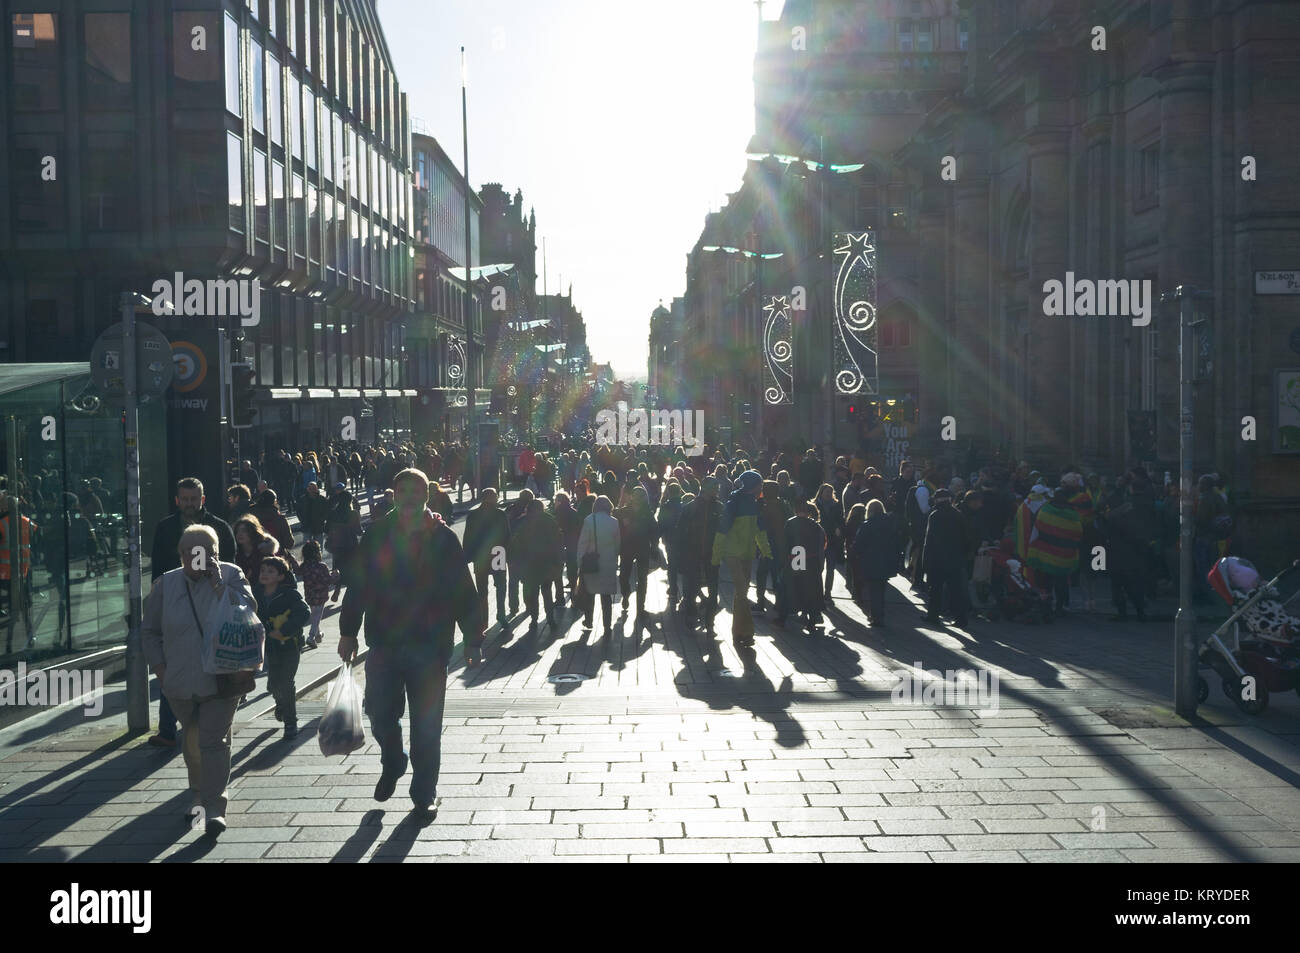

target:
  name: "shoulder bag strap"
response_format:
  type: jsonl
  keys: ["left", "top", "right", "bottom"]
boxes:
{"left": 182, "top": 572, "right": 204, "bottom": 641}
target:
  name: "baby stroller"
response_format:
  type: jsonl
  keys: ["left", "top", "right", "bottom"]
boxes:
{"left": 1196, "top": 556, "right": 1300, "bottom": 715}
{"left": 983, "top": 539, "right": 1054, "bottom": 624}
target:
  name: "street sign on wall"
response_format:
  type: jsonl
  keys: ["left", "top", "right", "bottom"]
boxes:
{"left": 1255, "top": 271, "right": 1300, "bottom": 294}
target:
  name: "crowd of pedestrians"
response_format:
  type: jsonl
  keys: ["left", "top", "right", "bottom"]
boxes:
{"left": 136, "top": 432, "right": 1242, "bottom": 837}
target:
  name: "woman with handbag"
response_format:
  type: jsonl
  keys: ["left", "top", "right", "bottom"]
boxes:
{"left": 141, "top": 525, "right": 259, "bottom": 839}
{"left": 576, "top": 495, "right": 621, "bottom": 633}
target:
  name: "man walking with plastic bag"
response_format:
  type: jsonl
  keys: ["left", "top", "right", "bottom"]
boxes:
{"left": 338, "top": 468, "right": 482, "bottom": 819}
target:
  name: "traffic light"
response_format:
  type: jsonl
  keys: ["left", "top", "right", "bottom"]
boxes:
{"left": 230, "top": 362, "right": 257, "bottom": 428}
{"left": 844, "top": 397, "right": 859, "bottom": 424}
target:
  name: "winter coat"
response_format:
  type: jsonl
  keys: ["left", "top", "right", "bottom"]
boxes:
{"left": 852, "top": 513, "right": 900, "bottom": 581}
{"left": 798, "top": 456, "right": 824, "bottom": 497}
{"left": 656, "top": 499, "right": 684, "bottom": 558}
{"left": 149, "top": 510, "right": 236, "bottom": 581}
{"left": 576, "top": 511, "right": 621, "bottom": 595}
{"left": 1100, "top": 490, "right": 1158, "bottom": 576}
{"left": 677, "top": 495, "right": 722, "bottom": 570}
{"left": 615, "top": 502, "right": 656, "bottom": 559}
{"left": 142, "top": 563, "right": 255, "bottom": 701}
{"left": 784, "top": 515, "right": 826, "bottom": 612}
{"left": 463, "top": 502, "right": 510, "bottom": 572}
{"left": 923, "top": 503, "right": 973, "bottom": 574}
{"left": 711, "top": 489, "right": 772, "bottom": 566}
{"left": 256, "top": 582, "right": 311, "bottom": 649}
{"left": 760, "top": 494, "right": 793, "bottom": 559}
{"left": 555, "top": 500, "right": 583, "bottom": 558}
{"left": 298, "top": 493, "right": 330, "bottom": 535}
{"left": 340, "top": 508, "right": 480, "bottom": 660}
{"left": 235, "top": 534, "right": 285, "bottom": 588}
{"left": 299, "top": 558, "right": 333, "bottom": 607}
{"left": 513, "top": 501, "right": 564, "bottom": 584}
{"left": 250, "top": 503, "right": 295, "bottom": 554}
{"left": 815, "top": 496, "right": 846, "bottom": 560}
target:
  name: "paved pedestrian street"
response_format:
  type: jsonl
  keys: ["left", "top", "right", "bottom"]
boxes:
{"left": 3, "top": 553, "right": 1299, "bottom": 864}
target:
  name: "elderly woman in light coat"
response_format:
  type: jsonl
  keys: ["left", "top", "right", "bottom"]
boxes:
{"left": 142, "top": 524, "right": 255, "bottom": 838}
{"left": 576, "top": 495, "right": 621, "bottom": 634}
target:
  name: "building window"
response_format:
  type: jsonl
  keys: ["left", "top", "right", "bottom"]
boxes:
{"left": 958, "top": 18, "right": 969, "bottom": 51}
{"left": 1136, "top": 141, "right": 1159, "bottom": 207}
{"left": 303, "top": 86, "right": 316, "bottom": 168}
{"left": 253, "top": 147, "right": 268, "bottom": 242}
{"left": 85, "top": 132, "right": 137, "bottom": 231}
{"left": 273, "top": 159, "right": 286, "bottom": 251}
{"left": 322, "top": 192, "right": 335, "bottom": 268}
{"left": 332, "top": 109, "right": 343, "bottom": 184}
{"left": 227, "top": 132, "right": 244, "bottom": 231}
{"left": 896, "top": 18, "right": 913, "bottom": 53}
{"left": 250, "top": 35, "right": 265, "bottom": 134}
{"left": 292, "top": 172, "right": 304, "bottom": 257}
{"left": 307, "top": 181, "right": 319, "bottom": 262}
{"left": 897, "top": 321, "right": 912, "bottom": 348}
{"left": 267, "top": 50, "right": 282, "bottom": 147}
{"left": 173, "top": 132, "right": 224, "bottom": 228}
{"left": 915, "top": 19, "right": 934, "bottom": 52}
{"left": 224, "top": 14, "right": 241, "bottom": 117}
{"left": 13, "top": 134, "right": 63, "bottom": 231}
{"left": 288, "top": 71, "right": 301, "bottom": 158}
{"left": 12, "top": 14, "right": 61, "bottom": 111}
{"left": 880, "top": 322, "right": 895, "bottom": 349}
{"left": 174, "top": 12, "right": 222, "bottom": 108}
{"left": 84, "top": 13, "right": 132, "bottom": 111}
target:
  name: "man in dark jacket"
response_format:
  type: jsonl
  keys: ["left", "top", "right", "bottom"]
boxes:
{"left": 339, "top": 468, "right": 481, "bottom": 817}
{"left": 147, "top": 476, "right": 237, "bottom": 748}
{"left": 463, "top": 487, "right": 511, "bottom": 631}
{"left": 784, "top": 500, "right": 827, "bottom": 632}
{"left": 922, "top": 489, "right": 971, "bottom": 628}
{"left": 298, "top": 482, "right": 330, "bottom": 547}
{"left": 798, "top": 449, "right": 824, "bottom": 502}
{"left": 513, "top": 493, "right": 563, "bottom": 635}
{"left": 677, "top": 477, "right": 723, "bottom": 627}
{"left": 1100, "top": 482, "right": 1158, "bottom": 621}
{"left": 852, "top": 499, "right": 899, "bottom": 625}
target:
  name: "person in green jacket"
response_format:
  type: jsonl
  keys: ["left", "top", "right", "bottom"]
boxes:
{"left": 711, "top": 470, "right": 772, "bottom": 647}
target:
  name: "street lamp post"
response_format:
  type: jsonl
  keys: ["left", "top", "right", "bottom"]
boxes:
{"left": 461, "top": 46, "right": 475, "bottom": 489}
{"left": 1163, "top": 285, "right": 1213, "bottom": 717}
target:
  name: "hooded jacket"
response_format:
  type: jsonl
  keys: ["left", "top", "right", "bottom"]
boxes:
{"left": 711, "top": 488, "right": 772, "bottom": 566}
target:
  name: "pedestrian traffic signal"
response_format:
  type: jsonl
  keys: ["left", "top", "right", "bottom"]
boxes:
{"left": 230, "top": 363, "right": 257, "bottom": 428}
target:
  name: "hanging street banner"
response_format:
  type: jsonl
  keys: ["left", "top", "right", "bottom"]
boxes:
{"left": 762, "top": 294, "right": 793, "bottom": 405}
{"left": 832, "top": 230, "right": 879, "bottom": 395}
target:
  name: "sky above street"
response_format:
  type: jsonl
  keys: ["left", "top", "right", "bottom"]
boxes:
{"left": 378, "top": 0, "right": 785, "bottom": 381}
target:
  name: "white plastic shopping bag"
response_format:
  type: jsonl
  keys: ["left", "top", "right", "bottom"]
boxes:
{"left": 317, "top": 662, "right": 366, "bottom": 757}
{"left": 197, "top": 579, "right": 265, "bottom": 674}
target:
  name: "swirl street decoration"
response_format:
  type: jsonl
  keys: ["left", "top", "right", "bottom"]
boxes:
{"left": 762, "top": 295, "right": 794, "bottom": 405}
{"left": 448, "top": 336, "right": 466, "bottom": 384}
{"left": 831, "top": 230, "right": 878, "bottom": 395}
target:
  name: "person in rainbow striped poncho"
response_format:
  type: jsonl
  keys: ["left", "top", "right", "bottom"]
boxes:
{"left": 1027, "top": 487, "right": 1084, "bottom": 615}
